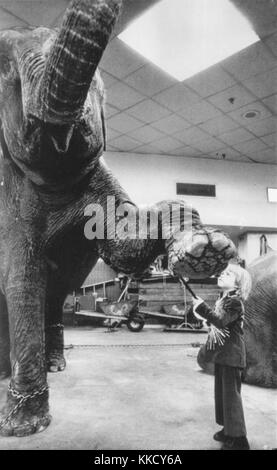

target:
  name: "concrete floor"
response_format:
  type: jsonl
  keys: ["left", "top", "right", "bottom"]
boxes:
{"left": 0, "top": 326, "right": 276, "bottom": 450}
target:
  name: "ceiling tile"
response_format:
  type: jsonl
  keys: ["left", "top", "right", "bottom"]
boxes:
{"left": 199, "top": 114, "right": 239, "bottom": 136}
{"left": 264, "top": 32, "right": 277, "bottom": 58}
{"left": 242, "top": 67, "right": 277, "bottom": 99}
{"left": 178, "top": 100, "right": 222, "bottom": 125}
{"left": 209, "top": 148, "right": 249, "bottom": 162}
{"left": 233, "top": 138, "right": 268, "bottom": 157}
{"left": 100, "top": 70, "right": 119, "bottom": 89}
{"left": 219, "top": 128, "right": 254, "bottom": 146}
{"left": 151, "top": 114, "right": 191, "bottom": 134}
{"left": 126, "top": 99, "right": 171, "bottom": 123}
{"left": 106, "top": 127, "right": 121, "bottom": 141}
{"left": 51, "top": 9, "right": 66, "bottom": 27}
{"left": 153, "top": 84, "right": 200, "bottom": 112}
{"left": 173, "top": 127, "right": 210, "bottom": 146}
{"left": 100, "top": 38, "right": 145, "bottom": 79}
{"left": 185, "top": 64, "right": 236, "bottom": 98}
{"left": 243, "top": 116, "right": 277, "bottom": 137}
{"left": 227, "top": 101, "right": 273, "bottom": 125}
{"left": 134, "top": 144, "right": 163, "bottom": 155}
{"left": 127, "top": 125, "right": 165, "bottom": 144}
{"left": 108, "top": 112, "right": 143, "bottom": 133}
{"left": 261, "top": 133, "right": 276, "bottom": 147}
{"left": 192, "top": 136, "right": 226, "bottom": 153}
{"left": 106, "top": 81, "right": 144, "bottom": 110}
{"left": 0, "top": 0, "right": 68, "bottom": 27}
{"left": 149, "top": 136, "right": 184, "bottom": 153}
{"left": 109, "top": 135, "right": 141, "bottom": 152}
{"left": 249, "top": 148, "right": 277, "bottom": 164}
{"left": 222, "top": 41, "right": 277, "bottom": 82}
{"left": 105, "top": 104, "right": 120, "bottom": 119}
{"left": 208, "top": 84, "right": 256, "bottom": 112}
{"left": 105, "top": 144, "right": 119, "bottom": 152}
{"left": 0, "top": 7, "right": 26, "bottom": 28}
{"left": 171, "top": 146, "right": 202, "bottom": 157}
{"left": 123, "top": 63, "right": 176, "bottom": 97}
{"left": 262, "top": 94, "right": 277, "bottom": 114}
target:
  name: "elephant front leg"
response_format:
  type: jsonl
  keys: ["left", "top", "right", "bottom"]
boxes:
{"left": 0, "top": 294, "right": 11, "bottom": 379}
{"left": 0, "top": 258, "right": 51, "bottom": 437}
{"left": 45, "top": 294, "right": 66, "bottom": 373}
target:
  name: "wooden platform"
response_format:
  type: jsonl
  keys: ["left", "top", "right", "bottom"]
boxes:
{"left": 134, "top": 275, "right": 220, "bottom": 313}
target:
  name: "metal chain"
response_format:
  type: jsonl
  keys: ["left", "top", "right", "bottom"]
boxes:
{"left": 8, "top": 384, "right": 48, "bottom": 400}
{"left": 0, "top": 397, "right": 26, "bottom": 430}
{"left": 0, "top": 384, "right": 48, "bottom": 430}
{"left": 67, "top": 343, "right": 203, "bottom": 349}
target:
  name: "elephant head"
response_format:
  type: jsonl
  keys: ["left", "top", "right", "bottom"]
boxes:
{"left": 0, "top": 0, "right": 122, "bottom": 189}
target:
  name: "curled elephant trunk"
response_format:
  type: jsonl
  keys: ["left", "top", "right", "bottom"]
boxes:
{"left": 40, "top": 0, "right": 122, "bottom": 123}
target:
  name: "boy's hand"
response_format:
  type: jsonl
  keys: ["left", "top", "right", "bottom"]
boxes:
{"left": 192, "top": 296, "right": 205, "bottom": 320}
{"left": 193, "top": 310, "right": 205, "bottom": 321}
{"left": 192, "top": 296, "right": 204, "bottom": 309}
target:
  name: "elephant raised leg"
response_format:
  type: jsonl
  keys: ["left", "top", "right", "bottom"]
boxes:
{"left": 0, "top": 293, "right": 11, "bottom": 380}
{"left": 0, "top": 249, "right": 51, "bottom": 436}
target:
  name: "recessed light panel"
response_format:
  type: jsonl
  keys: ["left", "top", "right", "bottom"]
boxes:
{"left": 268, "top": 188, "right": 277, "bottom": 202}
{"left": 119, "top": 0, "right": 259, "bottom": 81}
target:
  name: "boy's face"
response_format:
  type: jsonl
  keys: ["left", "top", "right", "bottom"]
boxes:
{"left": 217, "top": 269, "right": 237, "bottom": 290}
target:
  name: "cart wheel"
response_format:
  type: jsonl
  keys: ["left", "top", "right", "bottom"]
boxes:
{"left": 126, "top": 317, "right": 145, "bottom": 332}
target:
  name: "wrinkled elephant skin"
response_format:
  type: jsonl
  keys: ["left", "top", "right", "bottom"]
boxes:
{"left": 0, "top": 0, "right": 236, "bottom": 436}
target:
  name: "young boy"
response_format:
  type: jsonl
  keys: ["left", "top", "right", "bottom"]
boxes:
{"left": 192, "top": 264, "right": 252, "bottom": 450}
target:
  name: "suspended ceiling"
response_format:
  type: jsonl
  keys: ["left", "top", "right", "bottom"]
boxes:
{"left": 0, "top": 0, "right": 276, "bottom": 165}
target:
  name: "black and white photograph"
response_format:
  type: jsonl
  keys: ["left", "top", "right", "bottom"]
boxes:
{"left": 0, "top": 0, "right": 276, "bottom": 453}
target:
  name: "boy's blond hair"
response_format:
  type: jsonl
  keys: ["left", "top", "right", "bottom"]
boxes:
{"left": 226, "top": 264, "right": 252, "bottom": 301}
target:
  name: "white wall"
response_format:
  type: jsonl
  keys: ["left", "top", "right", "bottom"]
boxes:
{"left": 238, "top": 232, "right": 277, "bottom": 265}
{"left": 103, "top": 152, "right": 277, "bottom": 229}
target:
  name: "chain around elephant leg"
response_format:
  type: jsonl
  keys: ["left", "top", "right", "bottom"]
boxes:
{"left": 0, "top": 257, "right": 51, "bottom": 437}
{"left": 0, "top": 385, "right": 50, "bottom": 436}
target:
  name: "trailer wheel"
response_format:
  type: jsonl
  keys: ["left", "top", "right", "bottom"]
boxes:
{"left": 126, "top": 317, "right": 145, "bottom": 332}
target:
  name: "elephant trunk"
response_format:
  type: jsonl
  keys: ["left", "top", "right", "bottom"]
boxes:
{"left": 40, "top": 0, "right": 122, "bottom": 123}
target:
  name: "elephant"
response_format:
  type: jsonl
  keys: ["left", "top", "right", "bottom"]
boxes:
{"left": 197, "top": 251, "right": 277, "bottom": 388}
{"left": 0, "top": 0, "right": 237, "bottom": 437}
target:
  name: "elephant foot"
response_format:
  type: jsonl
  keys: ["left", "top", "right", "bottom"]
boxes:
{"left": 0, "top": 386, "right": 51, "bottom": 437}
{"left": 47, "top": 352, "right": 66, "bottom": 373}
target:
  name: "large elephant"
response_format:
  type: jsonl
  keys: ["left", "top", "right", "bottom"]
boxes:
{"left": 0, "top": 0, "right": 236, "bottom": 436}
{"left": 198, "top": 251, "right": 277, "bottom": 388}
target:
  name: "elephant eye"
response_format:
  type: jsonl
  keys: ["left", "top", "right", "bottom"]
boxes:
{"left": 0, "top": 55, "right": 11, "bottom": 76}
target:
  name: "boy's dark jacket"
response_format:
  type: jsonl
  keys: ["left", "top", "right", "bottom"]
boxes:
{"left": 195, "top": 289, "right": 246, "bottom": 368}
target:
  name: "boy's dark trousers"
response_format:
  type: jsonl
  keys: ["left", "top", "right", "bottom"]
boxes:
{"left": 214, "top": 363, "right": 246, "bottom": 437}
